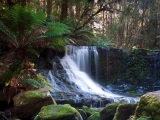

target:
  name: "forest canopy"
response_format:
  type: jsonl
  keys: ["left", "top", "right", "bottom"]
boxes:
{"left": 0, "top": 0, "right": 159, "bottom": 49}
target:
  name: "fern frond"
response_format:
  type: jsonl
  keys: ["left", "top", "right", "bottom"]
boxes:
{"left": 62, "top": 18, "right": 78, "bottom": 30}
{"left": 27, "top": 49, "right": 40, "bottom": 58}
{"left": 0, "top": 21, "right": 18, "bottom": 47}
{"left": 47, "top": 37, "right": 69, "bottom": 51}
{"left": 20, "top": 78, "right": 45, "bottom": 89}
{"left": 37, "top": 74, "right": 53, "bottom": 90}
{"left": 34, "top": 12, "right": 46, "bottom": 25}
{"left": 45, "top": 22, "right": 71, "bottom": 37}
{"left": 75, "top": 29, "right": 94, "bottom": 37}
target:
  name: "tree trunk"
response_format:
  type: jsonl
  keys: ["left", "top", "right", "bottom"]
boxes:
{"left": 69, "top": 4, "right": 75, "bottom": 18}
{"left": 42, "top": 0, "right": 45, "bottom": 12}
{"left": 60, "top": 0, "right": 68, "bottom": 21}
{"left": 47, "top": 0, "right": 52, "bottom": 17}
{"left": 27, "top": 0, "right": 30, "bottom": 4}
{"left": 21, "top": 0, "right": 27, "bottom": 6}
{"left": 76, "top": 2, "right": 80, "bottom": 19}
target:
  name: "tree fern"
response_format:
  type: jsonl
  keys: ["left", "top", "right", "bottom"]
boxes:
{"left": 0, "top": 4, "right": 71, "bottom": 87}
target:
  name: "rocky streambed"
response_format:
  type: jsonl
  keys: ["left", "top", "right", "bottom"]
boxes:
{"left": 1, "top": 87, "right": 160, "bottom": 120}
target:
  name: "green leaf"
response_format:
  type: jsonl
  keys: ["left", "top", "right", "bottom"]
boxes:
{"left": 20, "top": 78, "right": 44, "bottom": 89}
{"left": 27, "top": 49, "right": 40, "bottom": 58}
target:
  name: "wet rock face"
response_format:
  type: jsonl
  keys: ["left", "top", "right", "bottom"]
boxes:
{"left": 96, "top": 47, "right": 124, "bottom": 85}
{"left": 96, "top": 48, "right": 160, "bottom": 97}
{"left": 51, "top": 91, "right": 111, "bottom": 108}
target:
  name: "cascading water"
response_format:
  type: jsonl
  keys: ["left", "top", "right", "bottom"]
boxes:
{"left": 48, "top": 45, "right": 139, "bottom": 107}
{"left": 61, "top": 46, "right": 119, "bottom": 97}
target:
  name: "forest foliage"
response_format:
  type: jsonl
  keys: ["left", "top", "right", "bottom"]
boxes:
{"left": 0, "top": 0, "right": 160, "bottom": 49}
{"left": 0, "top": 0, "right": 159, "bottom": 103}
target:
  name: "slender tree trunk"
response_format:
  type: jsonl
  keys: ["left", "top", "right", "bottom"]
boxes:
{"left": 69, "top": 2, "right": 75, "bottom": 18}
{"left": 27, "top": 0, "right": 30, "bottom": 4}
{"left": 60, "top": 0, "right": 68, "bottom": 21}
{"left": 76, "top": 2, "right": 80, "bottom": 19}
{"left": 47, "top": 0, "right": 52, "bottom": 17}
{"left": 43, "top": 0, "right": 46, "bottom": 13}
{"left": 102, "top": 11, "right": 105, "bottom": 35}
{"left": 21, "top": 0, "right": 27, "bottom": 6}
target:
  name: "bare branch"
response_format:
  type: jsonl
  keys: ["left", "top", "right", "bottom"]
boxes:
{"left": 73, "top": 0, "right": 120, "bottom": 33}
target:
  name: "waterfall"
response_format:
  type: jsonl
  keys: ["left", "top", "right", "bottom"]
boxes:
{"left": 61, "top": 46, "right": 117, "bottom": 97}
{"left": 65, "top": 46, "right": 90, "bottom": 74}
{"left": 47, "top": 45, "right": 139, "bottom": 106}
{"left": 59, "top": 45, "right": 139, "bottom": 102}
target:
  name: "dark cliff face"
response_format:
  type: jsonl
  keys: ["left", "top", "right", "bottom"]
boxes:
{"left": 96, "top": 47, "right": 124, "bottom": 85}
{"left": 95, "top": 47, "right": 160, "bottom": 96}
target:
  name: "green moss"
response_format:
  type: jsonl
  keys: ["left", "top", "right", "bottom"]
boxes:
{"left": 87, "top": 112, "right": 100, "bottom": 120}
{"left": 100, "top": 103, "right": 119, "bottom": 120}
{"left": 137, "top": 116, "right": 152, "bottom": 120}
{"left": 101, "top": 103, "right": 119, "bottom": 113}
{"left": 77, "top": 109, "right": 88, "bottom": 120}
{"left": 14, "top": 88, "right": 56, "bottom": 105}
{"left": 82, "top": 106, "right": 98, "bottom": 117}
{"left": 113, "top": 103, "right": 137, "bottom": 120}
{"left": 135, "top": 95, "right": 160, "bottom": 119}
{"left": 125, "top": 49, "right": 148, "bottom": 84}
{"left": 38, "top": 104, "right": 80, "bottom": 120}
{"left": 23, "top": 91, "right": 47, "bottom": 101}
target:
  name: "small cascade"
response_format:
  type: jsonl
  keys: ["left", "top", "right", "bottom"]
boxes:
{"left": 66, "top": 46, "right": 90, "bottom": 73}
{"left": 48, "top": 45, "right": 140, "bottom": 107}
{"left": 62, "top": 46, "right": 139, "bottom": 101}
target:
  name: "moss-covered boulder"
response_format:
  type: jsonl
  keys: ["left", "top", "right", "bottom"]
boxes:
{"left": 134, "top": 90, "right": 160, "bottom": 120}
{"left": 113, "top": 103, "right": 137, "bottom": 120}
{"left": 13, "top": 87, "right": 56, "bottom": 119}
{"left": 37, "top": 104, "right": 81, "bottom": 120}
{"left": 78, "top": 109, "right": 88, "bottom": 120}
{"left": 82, "top": 106, "right": 99, "bottom": 118}
{"left": 87, "top": 112, "right": 100, "bottom": 120}
{"left": 100, "top": 103, "right": 119, "bottom": 120}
